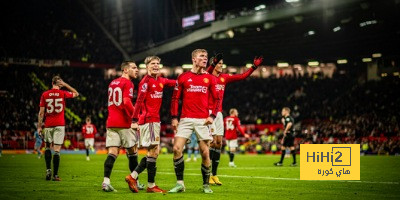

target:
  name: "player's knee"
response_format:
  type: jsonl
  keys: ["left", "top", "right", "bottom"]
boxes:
{"left": 173, "top": 145, "right": 182, "bottom": 155}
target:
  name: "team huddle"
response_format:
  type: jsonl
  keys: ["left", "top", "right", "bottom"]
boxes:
{"left": 38, "top": 49, "right": 284, "bottom": 194}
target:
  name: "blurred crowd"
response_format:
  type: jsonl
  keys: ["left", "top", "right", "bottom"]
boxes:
{"left": 0, "top": 0, "right": 122, "bottom": 64}
{"left": 0, "top": 65, "right": 399, "bottom": 155}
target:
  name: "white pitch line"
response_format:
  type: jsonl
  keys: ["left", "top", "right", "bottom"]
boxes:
{"left": 155, "top": 172, "right": 399, "bottom": 185}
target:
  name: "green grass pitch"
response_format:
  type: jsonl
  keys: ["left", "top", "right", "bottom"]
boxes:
{"left": 0, "top": 153, "right": 399, "bottom": 199}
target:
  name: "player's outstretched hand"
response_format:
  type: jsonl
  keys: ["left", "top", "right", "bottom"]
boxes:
{"left": 253, "top": 56, "right": 264, "bottom": 68}
{"left": 172, "top": 118, "right": 179, "bottom": 130}
{"left": 212, "top": 53, "right": 223, "bottom": 66}
{"left": 131, "top": 122, "right": 139, "bottom": 131}
{"left": 204, "top": 117, "right": 214, "bottom": 125}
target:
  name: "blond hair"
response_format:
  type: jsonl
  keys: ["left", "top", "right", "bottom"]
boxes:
{"left": 282, "top": 107, "right": 291, "bottom": 113}
{"left": 230, "top": 108, "right": 238, "bottom": 115}
{"left": 144, "top": 56, "right": 161, "bottom": 65}
{"left": 191, "top": 49, "right": 207, "bottom": 59}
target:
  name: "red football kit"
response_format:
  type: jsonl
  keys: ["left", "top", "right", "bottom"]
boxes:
{"left": 224, "top": 116, "right": 245, "bottom": 140}
{"left": 132, "top": 75, "right": 175, "bottom": 124}
{"left": 206, "top": 67, "right": 255, "bottom": 112}
{"left": 171, "top": 71, "right": 220, "bottom": 119}
{"left": 106, "top": 77, "right": 135, "bottom": 128}
{"left": 82, "top": 123, "right": 97, "bottom": 139}
{"left": 39, "top": 89, "right": 74, "bottom": 127}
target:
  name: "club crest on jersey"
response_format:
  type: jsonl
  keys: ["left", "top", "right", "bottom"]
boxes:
{"left": 159, "top": 83, "right": 164, "bottom": 88}
{"left": 220, "top": 77, "right": 225, "bottom": 83}
{"left": 141, "top": 83, "right": 148, "bottom": 92}
{"left": 174, "top": 81, "right": 179, "bottom": 90}
{"left": 203, "top": 78, "right": 209, "bottom": 83}
{"left": 129, "top": 88, "right": 133, "bottom": 96}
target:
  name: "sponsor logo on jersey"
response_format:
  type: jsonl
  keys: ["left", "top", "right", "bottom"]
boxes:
{"left": 203, "top": 78, "right": 209, "bottom": 83}
{"left": 187, "top": 85, "right": 207, "bottom": 93}
{"left": 215, "top": 84, "right": 225, "bottom": 91}
{"left": 150, "top": 91, "right": 163, "bottom": 98}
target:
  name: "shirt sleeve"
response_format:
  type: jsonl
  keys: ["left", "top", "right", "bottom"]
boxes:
{"left": 132, "top": 78, "right": 149, "bottom": 121}
{"left": 235, "top": 118, "right": 245, "bottom": 135}
{"left": 164, "top": 78, "right": 176, "bottom": 87}
{"left": 170, "top": 75, "right": 183, "bottom": 118}
{"left": 206, "top": 64, "right": 215, "bottom": 74}
{"left": 123, "top": 81, "right": 135, "bottom": 118}
{"left": 64, "top": 90, "right": 74, "bottom": 99}
{"left": 82, "top": 125, "right": 86, "bottom": 136}
{"left": 39, "top": 94, "right": 45, "bottom": 107}
{"left": 225, "top": 67, "right": 255, "bottom": 84}
{"left": 208, "top": 75, "right": 221, "bottom": 117}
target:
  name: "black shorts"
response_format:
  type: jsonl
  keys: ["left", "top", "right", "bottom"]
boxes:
{"left": 283, "top": 134, "right": 294, "bottom": 147}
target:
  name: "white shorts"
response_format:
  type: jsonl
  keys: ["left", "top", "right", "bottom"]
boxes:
{"left": 176, "top": 118, "right": 213, "bottom": 141}
{"left": 226, "top": 139, "right": 238, "bottom": 149}
{"left": 210, "top": 111, "right": 224, "bottom": 136}
{"left": 139, "top": 122, "right": 161, "bottom": 147}
{"left": 106, "top": 128, "right": 138, "bottom": 148}
{"left": 84, "top": 138, "right": 95, "bottom": 147}
{"left": 44, "top": 126, "right": 65, "bottom": 145}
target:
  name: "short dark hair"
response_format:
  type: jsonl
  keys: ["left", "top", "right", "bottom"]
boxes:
{"left": 120, "top": 61, "right": 136, "bottom": 71}
{"left": 52, "top": 75, "right": 62, "bottom": 85}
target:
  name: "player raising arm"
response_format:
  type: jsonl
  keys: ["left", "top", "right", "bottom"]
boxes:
{"left": 206, "top": 54, "right": 263, "bottom": 185}
{"left": 37, "top": 76, "right": 79, "bottom": 181}
{"left": 169, "top": 49, "right": 221, "bottom": 194}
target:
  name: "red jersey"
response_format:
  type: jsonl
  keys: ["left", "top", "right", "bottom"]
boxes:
{"left": 171, "top": 71, "right": 220, "bottom": 119}
{"left": 106, "top": 77, "right": 134, "bottom": 128}
{"left": 224, "top": 116, "right": 245, "bottom": 140}
{"left": 132, "top": 75, "right": 175, "bottom": 124}
{"left": 39, "top": 89, "right": 74, "bottom": 127}
{"left": 82, "top": 123, "right": 97, "bottom": 139}
{"left": 206, "top": 67, "right": 255, "bottom": 112}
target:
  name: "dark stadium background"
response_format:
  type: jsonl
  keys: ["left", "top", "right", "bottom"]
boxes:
{"left": 0, "top": 0, "right": 399, "bottom": 155}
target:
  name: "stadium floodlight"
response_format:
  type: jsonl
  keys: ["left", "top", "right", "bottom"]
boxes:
{"left": 246, "top": 63, "right": 253, "bottom": 68}
{"left": 139, "top": 64, "right": 146, "bottom": 69}
{"left": 381, "top": 73, "right": 387, "bottom": 77}
{"left": 226, "top": 30, "right": 234, "bottom": 38}
{"left": 337, "top": 59, "right": 348, "bottom": 64}
{"left": 362, "top": 58, "right": 372, "bottom": 62}
{"left": 255, "top": 4, "right": 266, "bottom": 11}
{"left": 307, "top": 30, "right": 315, "bottom": 36}
{"left": 333, "top": 26, "right": 341, "bottom": 32}
{"left": 277, "top": 62, "right": 289, "bottom": 67}
{"left": 222, "top": 64, "right": 227, "bottom": 69}
{"left": 372, "top": 53, "right": 382, "bottom": 58}
{"left": 182, "top": 64, "right": 193, "bottom": 69}
{"left": 308, "top": 61, "right": 319, "bottom": 66}
{"left": 359, "top": 20, "right": 377, "bottom": 27}
{"left": 159, "top": 64, "right": 163, "bottom": 68}
{"left": 393, "top": 72, "right": 399, "bottom": 76}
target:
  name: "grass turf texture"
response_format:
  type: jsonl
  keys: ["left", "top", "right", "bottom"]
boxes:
{"left": 0, "top": 154, "right": 399, "bottom": 200}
